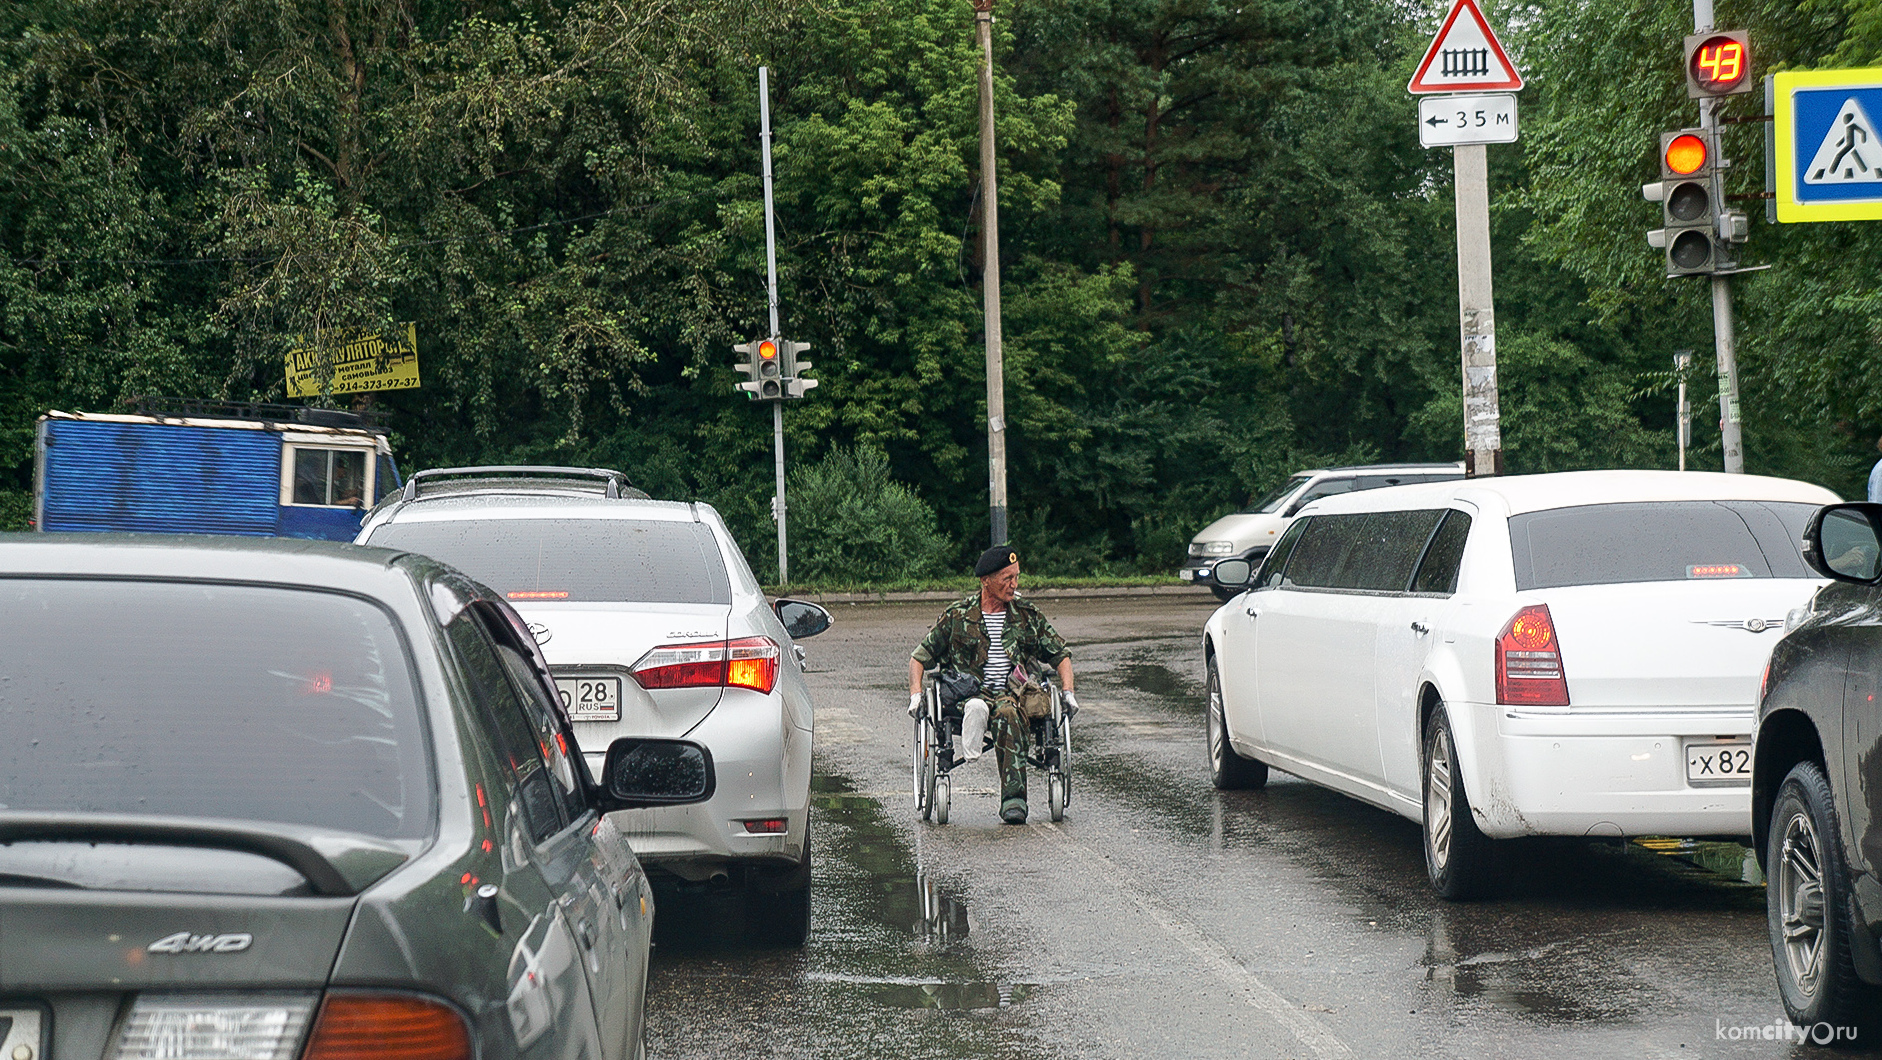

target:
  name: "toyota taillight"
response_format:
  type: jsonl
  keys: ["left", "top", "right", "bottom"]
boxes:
{"left": 1496, "top": 603, "right": 1569, "bottom": 706}
{"left": 632, "top": 642, "right": 727, "bottom": 688}
{"left": 633, "top": 637, "right": 780, "bottom": 695}
{"left": 726, "top": 636, "right": 781, "bottom": 694}
{"left": 302, "top": 993, "right": 472, "bottom": 1060}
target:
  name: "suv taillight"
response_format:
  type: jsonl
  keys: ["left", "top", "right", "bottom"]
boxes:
{"left": 633, "top": 637, "right": 780, "bottom": 695}
{"left": 1496, "top": 603, "right": 1569, "bottom": 707}
{"left": 303, "top": 993, "right": 472, "bottom": 1060}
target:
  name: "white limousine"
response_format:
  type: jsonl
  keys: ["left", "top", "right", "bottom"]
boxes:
{"left": 1201, "top": 470, "right": 1839, "bottom": 898}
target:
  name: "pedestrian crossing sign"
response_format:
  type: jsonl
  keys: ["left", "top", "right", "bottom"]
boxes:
{"left": 1774, "top": 68, "right": 1882, "bottom": 222}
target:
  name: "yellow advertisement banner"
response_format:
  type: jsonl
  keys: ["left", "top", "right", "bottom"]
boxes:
{"left": 285, "top": 323, "right": 420, "bottom": 397}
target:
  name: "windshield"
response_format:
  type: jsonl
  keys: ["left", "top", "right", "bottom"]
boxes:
{"left": 370, "top": 517, "right": 732, "bottom": 605}
{"left": 1508, "top": 501, "right": 1818, "bottom": 590}
{"left": 1242, "top": 476, "right": 1313, "bottom": 514}
{"left": 0, "top": 579, "right": 432, "bottom": 839}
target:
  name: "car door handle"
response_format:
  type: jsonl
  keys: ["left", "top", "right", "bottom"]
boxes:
{"left": 578, "top": 921, "right": 597, "bottom": 949}
{"left": 1410, "top": 621, "right": 1430, "bottom": 635}
{"left": 793, "top": 644, "right": 807, "bottom": 667}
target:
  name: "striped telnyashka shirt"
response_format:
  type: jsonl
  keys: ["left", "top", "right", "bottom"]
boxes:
{"left": 981, "top": 608, "right": 1012, "bottom": 693}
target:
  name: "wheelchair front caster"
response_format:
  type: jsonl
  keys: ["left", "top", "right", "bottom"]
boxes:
{"left": 1048, "top": 772, "right": 1065, "bottom": 822}
{"left": 934, "top": 774, "right": 950, "bottom": 825}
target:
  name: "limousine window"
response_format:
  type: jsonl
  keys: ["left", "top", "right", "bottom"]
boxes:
{"left": 1410, "top": 510, "right": 1472, "bottom": 594}
{"left": 1338, "top": 510, "right": 1445, "bottom": 590}
{"left": 1254, "top": 519, "right": 1310, "bottom": 589}
{"left": 1283, "top": 514, "right": 1361, "bottom": 589}
{"left": 1509, "top": 501, "right": 1816, "bottom": 590}
{"left": 1283, "top": 510, "right": 1447, "bottom": 592}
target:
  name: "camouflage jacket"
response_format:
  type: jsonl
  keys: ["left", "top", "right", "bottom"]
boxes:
{"left": 910, "top": 592, "right": 1070, "bottom": 683}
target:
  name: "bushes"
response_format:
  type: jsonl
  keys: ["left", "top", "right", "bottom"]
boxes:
{"left": 785, "top": 447, "right": 949, "bottom": 583}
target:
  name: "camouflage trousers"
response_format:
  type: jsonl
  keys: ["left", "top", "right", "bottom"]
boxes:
{"left": 987, "top": 695, "right": 1029, "bottom": 802}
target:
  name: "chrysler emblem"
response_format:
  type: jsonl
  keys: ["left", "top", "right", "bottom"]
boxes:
{"left": 1694, "top": 618, "right": 1783, "bottom": 633}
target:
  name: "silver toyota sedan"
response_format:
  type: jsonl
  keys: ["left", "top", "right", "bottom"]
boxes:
{"left": 358, "top": 467, "right": 830, "bottom": 945}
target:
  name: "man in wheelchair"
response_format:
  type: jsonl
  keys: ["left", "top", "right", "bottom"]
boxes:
{"left": 908, "top": 545, "right": 1078, "bottom": 824}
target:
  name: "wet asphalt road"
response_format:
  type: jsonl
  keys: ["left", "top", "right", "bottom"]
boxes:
{"left": 642, "top": 594, "right": 1844, "bottom": 1059}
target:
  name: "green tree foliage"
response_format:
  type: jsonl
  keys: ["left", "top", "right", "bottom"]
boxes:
{"left": 2, "top": 0, "right": 1862, "bottom": 559}
{"left": 1520, "top": 0, "right": 1882, "bottom": 495}
{"left": 785, "top": 445, "right": 949, "bottom": 582}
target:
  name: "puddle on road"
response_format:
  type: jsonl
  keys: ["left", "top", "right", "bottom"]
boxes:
{"left": 812, "top": 773, "right": 977, "bottom": 948}
{"left": 866, "top": 981, "right": 1035, "bottom": 1010}
{"left": 1107, "top": 660, "right": 1201, "bottom": 705}
{"left": 1634, "top": 836, "right": 1764, "bottom": 885}
{"left": 646, "top": 771, "right": 1039, "bottom": 1060}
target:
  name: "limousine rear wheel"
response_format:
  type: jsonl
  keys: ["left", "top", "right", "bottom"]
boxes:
{"left": 1207, "top": 657, "right": 1268, "bottom": 790}
{"left": 1423, "top": 708, "right": 1497, "bottom": 900}
{"left": 1768, "top": 760, "right": 1873, "bottom": 1029}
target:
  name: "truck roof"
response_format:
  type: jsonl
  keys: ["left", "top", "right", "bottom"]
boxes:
{"left": 42, "top": 410, "right": 384, "bottom": 440}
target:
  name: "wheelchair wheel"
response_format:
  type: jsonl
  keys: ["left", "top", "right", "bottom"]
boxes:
{"left": 934, "top": 773, "right": 950, "bottom": 825}
{"left": 1045, "top": 687, "right": 1071, "bottom": 811}
{"left": 914, "top": 716, "right": 937, "bottom": 821}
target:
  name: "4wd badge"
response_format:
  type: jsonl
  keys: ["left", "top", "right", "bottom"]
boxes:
{"left": 147, "top": 932, "right": 254, "bottom": 954}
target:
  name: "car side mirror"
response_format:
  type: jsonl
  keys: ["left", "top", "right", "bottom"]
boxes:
{"left": 773, "top": 598, "right": 833, "bottom": 639}
{"left": 1804, "top": 503, "right": 1882, "bottom": 584}
{"left": 596, "top": 739, "right": 716, "bottom": 810}
{"left": 1213, "top": 558, "right": 1253, "bottom": 588}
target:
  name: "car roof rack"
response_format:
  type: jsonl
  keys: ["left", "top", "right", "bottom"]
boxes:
{"left": 400, "top": 466, "right": 646, "bottom": 503}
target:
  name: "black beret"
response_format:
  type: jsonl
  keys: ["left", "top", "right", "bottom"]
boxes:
{"left": 975, "top": 545, "right": 1019, "bottom": 577}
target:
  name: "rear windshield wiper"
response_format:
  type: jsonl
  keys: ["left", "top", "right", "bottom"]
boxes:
{"left": 0, "top": 871, "right": 84, "bottom": 889}
{"left": 0, "top": 814, "right": 409, "bottom": 897}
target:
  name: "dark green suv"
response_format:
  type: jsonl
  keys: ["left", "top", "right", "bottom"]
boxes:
{"left": 0, "top": 535, "right": 710, "bottom": 1060}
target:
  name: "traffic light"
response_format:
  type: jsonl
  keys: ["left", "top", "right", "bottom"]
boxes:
{"left": 733, "top": 338, "right": 784, "bottom": 400}
{"left": 1685, "top": 31, "right": 1752, "bottom": 98}
{"left": 778, "top": 339, "right": 818, "bottom": 399}
{"left": 1644, "top": 128, "right": 1737, "bottom": 276}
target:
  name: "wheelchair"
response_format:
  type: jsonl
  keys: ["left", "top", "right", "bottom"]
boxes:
{"left": 913, "top": 668, "right": 1071, "bottom": 824}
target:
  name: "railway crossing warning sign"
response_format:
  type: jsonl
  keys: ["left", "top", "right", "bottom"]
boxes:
{"left": 1407, "top": 0, "right": 1524, "bottom": 95}
{"left": 1774, "top": 68, "right": 1882, "bottom": 223}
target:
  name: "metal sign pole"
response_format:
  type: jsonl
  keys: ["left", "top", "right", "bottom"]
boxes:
{"left": 760, "top": 66, "right": 789, "bottom": 583}
{"left": 1454, "top": 142, "right": 1503, "bottom": 476}
{"left": 974, "top": 0, "right": 1008, "bottom": 546}
{"left": 1675, "top": 349, "right": 1693, "bottom": 470}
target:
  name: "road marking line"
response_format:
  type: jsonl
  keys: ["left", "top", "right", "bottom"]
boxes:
{"left": 1028, "top": 820, "right": 1353, "bottom": 1060}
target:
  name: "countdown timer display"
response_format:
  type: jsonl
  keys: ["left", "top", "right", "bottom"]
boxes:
{"left": 1686, "top": 31, "right": 1753, "bottom": 98}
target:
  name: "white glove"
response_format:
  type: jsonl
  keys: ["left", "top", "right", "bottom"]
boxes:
{"left": 908, "top": 692, "right": 923, "bottom": 718}
{"left": 1061, "top": 690, "right": 1080, "bottom": 718}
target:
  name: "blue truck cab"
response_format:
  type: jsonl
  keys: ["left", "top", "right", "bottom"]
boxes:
{"left": 34, "top": 406, "right": 400, "bottom": 540}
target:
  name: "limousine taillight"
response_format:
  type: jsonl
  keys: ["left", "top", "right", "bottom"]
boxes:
{"left": 1495, "top": 603, "right": 1570, "bottom": 707}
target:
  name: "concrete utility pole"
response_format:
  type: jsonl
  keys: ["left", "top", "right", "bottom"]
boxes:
{"left": 973, "top": 0, "right": 1009, "bottom": 545}
{"left": 1694, "top": 0, "right": 1746, "bottom": 473}
{"left": 1454, "top": 142, "right": 1503, "bottom": 477}
{"left": 760, "top": 66, "right": 790, "bottom": 584}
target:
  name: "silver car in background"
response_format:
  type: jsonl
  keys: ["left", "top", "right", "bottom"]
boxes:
{"left": 358, "top": 467, "right": 831, "bottom": 945}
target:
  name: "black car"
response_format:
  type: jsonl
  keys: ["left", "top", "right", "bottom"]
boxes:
{"left": 0, "top": 534, "right": 710, "bottom": 1060}
{"left": 1754, "top": 501, "right": 1882, "bottom": 1033}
